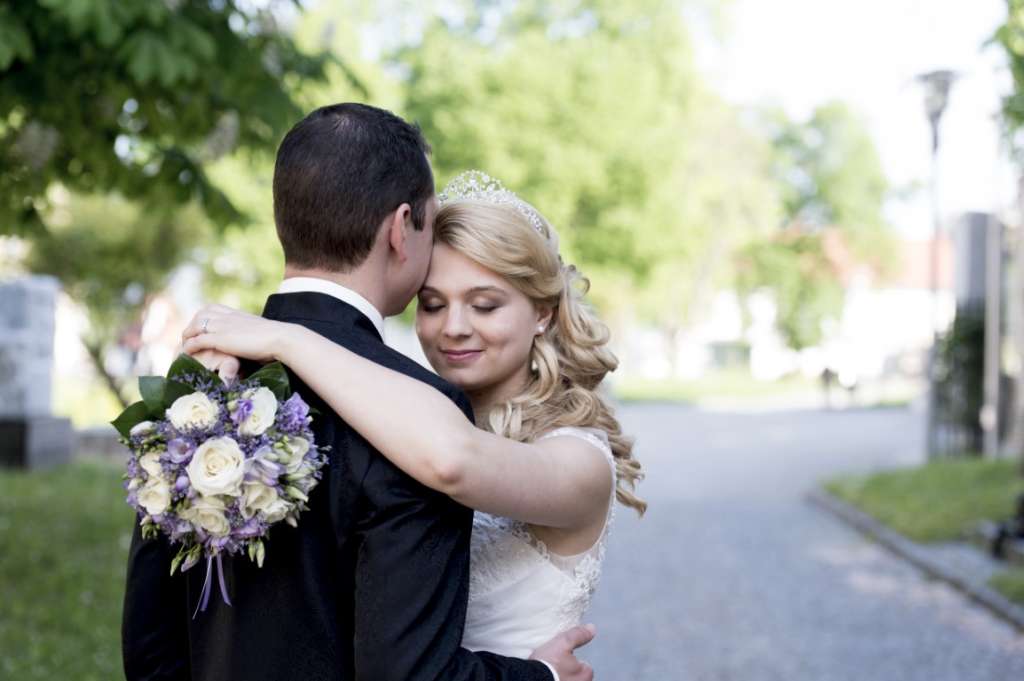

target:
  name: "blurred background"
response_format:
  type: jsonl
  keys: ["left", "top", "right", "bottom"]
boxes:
{"left": 3, "top": 1, "right": 1024, "bottom": 679}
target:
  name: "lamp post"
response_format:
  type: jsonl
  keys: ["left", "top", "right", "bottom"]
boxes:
{"left": 917, "top": 69, "right": 956, "bottom": 459}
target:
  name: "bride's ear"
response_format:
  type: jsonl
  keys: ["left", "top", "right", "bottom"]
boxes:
{"left": 534, "top": 306, "right": 554, "bottom": 335}
{"left": 385, "top": 203, "right": 413, "bottom": 263}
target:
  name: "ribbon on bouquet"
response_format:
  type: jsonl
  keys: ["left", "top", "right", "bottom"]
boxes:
{"left": 193, "top": 554, "right": 232, "bottom": 619}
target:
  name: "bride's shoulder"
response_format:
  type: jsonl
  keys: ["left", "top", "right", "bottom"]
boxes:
{"left": 535, "top": 426, "right": 614, "bottom": 473}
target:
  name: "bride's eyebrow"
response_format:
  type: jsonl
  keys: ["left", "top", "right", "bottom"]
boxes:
{"left": 466, "top": 286, "right": 507, "bottom": 296}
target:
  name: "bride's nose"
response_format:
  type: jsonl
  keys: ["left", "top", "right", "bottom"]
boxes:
{"left": 442, "top": 305, "right": 473, "bottom": 338}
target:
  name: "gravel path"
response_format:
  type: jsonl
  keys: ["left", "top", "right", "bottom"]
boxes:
{"left": 584, "top": 403, "right": 1024, "bottom": 680}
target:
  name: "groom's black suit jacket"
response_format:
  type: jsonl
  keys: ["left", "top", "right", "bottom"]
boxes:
{"left": 122, "top": 291, "right": 553, "bottom": 681}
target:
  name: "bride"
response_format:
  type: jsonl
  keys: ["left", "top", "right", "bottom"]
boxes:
{"left": 182, "top": 171, "right": 646, "bottom": 660}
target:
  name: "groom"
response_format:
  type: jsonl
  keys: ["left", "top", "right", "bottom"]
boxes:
{"left": 121, "top": 103, "right": 593, "bottom": 681}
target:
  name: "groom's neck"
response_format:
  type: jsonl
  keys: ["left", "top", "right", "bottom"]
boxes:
{"left": 282, "top": 265, "right": 388, "bottom": 316}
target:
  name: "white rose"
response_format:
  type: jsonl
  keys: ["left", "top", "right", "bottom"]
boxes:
{"left": 240, "top": 481, "right": 279, "bottom": 519}
{"left": 139, "top": 452, "right": 163, "bottom": 478}
{"left": 179, "top": 496, "right": 230, "bottom": 536}
{"left": 262, "top": 498, "right": 292, "bottom": 524}
{"left": 238, "top": 387, "right": 278, "bottom": 437}
{"left": 167, "top": 392, "right": 220, "bottom": 431}
{"left": 137, "top": 478, "right": 172, "bottom": 516}
{"left": 130, "top": 421, "right": 155, "bottom": 437}
{"left": 282, "top": 436, "right": 310, "bottom": 474}
{"left": 186, "top": 437, "right": 246, "bottom": 497}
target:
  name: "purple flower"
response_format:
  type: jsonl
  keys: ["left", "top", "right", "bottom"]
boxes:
{"left": 234, "top": 518, "right": 263, "bottom": 539}
{"left": 231, "top": 398, "right": 254, "bottom": 426}
{"left": 174, "top": 475, "right": 190, "bottom": 493}
{"left": 167, "top": 438, "right": 194, "bottom": 464}
{"left": 277, "top": 393, "right": 310, "bottom": 432}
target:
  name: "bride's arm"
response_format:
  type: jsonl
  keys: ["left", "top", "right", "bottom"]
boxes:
{"left": 182, "top": 305, "right": 612, "bottom": 530}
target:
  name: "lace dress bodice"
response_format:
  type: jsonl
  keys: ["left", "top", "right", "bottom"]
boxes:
{"left": 461, "top": 427, "right": 617, "bottom": 658}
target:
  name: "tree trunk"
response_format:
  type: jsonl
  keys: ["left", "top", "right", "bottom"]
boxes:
{"left": 81, "top": 338, "right": 131, "bottom": 410}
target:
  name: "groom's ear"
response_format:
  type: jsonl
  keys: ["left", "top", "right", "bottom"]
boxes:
{"left": 385, "top": 203, "right": 413, "bottom": 263}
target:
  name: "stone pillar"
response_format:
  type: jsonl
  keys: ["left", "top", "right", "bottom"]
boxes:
{"left": 0, "top": 276, "right": 73, "bottom": 468}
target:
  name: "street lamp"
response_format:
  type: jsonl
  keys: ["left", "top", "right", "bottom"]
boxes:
{"left": 917, "top": 69, "right": 957, "bottom": 459}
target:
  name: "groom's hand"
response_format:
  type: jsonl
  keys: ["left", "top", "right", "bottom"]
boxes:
{"left": 529, "top": 623, "right": 596, "bottom": 681}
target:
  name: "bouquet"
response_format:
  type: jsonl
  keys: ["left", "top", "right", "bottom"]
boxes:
{"left": 113, "top": 354, "right": 327, "bottom": 614}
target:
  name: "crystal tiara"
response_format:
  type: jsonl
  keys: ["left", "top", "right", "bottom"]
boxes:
{"left": 437, "top": 170, "right": 547, "bottom": 236}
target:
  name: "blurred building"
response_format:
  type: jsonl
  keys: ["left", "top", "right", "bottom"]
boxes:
{"left": 618, "top": 230, "right": 956, "bottom": 386}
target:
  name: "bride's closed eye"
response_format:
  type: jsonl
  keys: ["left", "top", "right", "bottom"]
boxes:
{"left": 418, "top": 301, "right": 445, "bottom": 313}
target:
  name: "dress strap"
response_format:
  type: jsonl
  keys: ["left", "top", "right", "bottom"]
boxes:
{"left": 538, "top": 426, "right": 616, "bottom": 482}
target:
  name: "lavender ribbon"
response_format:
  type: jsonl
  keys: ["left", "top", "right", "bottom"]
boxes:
{"left": 192, "top": 554, "right": 232, "bottom": 619}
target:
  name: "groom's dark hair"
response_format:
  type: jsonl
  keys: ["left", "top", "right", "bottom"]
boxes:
{"left": 273, "top": 103, "right": 434, "bottom": 271}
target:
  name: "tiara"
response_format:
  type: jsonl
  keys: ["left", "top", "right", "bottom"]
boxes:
{"left": 438, "top": 170, "right": 547, "bottom": 236}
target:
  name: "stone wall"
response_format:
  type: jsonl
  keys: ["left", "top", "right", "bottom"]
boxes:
{"left": 0, "top": 276, "right": 72, "bottom": 468}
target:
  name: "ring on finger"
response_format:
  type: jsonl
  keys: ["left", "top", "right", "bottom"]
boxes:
{"left": 200, "top": 317, "right": 210, "bottom": 334}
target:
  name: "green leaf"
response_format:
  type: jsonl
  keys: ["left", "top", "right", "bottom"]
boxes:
{"left": 139, "top": 376, "right": 167, "bottom": 415}
{"left": 0, "top": 10, "right": 34, "bottom": 70}
{"left": 170, "top": 547, "right": 186, "bottom": 576}
{"left": 111, "top": 401, "right": 151, "bottom": 438}
{"left": 139, "top": 375, "right": 195, "bottom": 415}
{"left": 248, "top": 361, "right": 290, "bottom": 401}
{"left": 165, "top": 378, "right": 194, "bottom": 405}
{"left": 167, "top": 353, "right": 219, "bottom": 385}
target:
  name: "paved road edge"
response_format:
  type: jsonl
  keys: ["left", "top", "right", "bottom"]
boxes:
{"left": 806, "top": 487, "right": 1024, "bottom": 632}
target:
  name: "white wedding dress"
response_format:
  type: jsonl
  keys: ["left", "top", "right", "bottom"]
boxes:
{"left": 462, "top": 426, "right": 617, "bottom": 657}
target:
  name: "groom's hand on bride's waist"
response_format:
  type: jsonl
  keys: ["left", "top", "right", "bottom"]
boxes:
{"left": 529, "top": 623, "right": 597, "bottom": 681}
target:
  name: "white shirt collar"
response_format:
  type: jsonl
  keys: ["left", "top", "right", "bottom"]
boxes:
{"left": 276, "top": 277, "right": 386, "bottom": 340}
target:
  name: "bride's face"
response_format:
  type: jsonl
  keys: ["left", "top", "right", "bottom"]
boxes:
{"left": 415, "top": 243, "right": 545, "bottom": 397}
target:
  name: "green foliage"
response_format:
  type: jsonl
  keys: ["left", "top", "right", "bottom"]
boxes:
{"left": 0, "top": 0, "right": 329, "bottom": 237}
{"left": 248, "top": 361, "right": 291, "bottom": 401}
{"left": 394, "top": 0, "right": 779, "bottom": 332}
{"left": 762, "top": 102, "right": 890, "bottom": 254}
{"left": 25, "top": 192, "right": 209, "bottom": 405}
{"left": 995, "top": 1, "right": 1024, "bottom": 159}
{"left": 735, "top": 102, "right": 893, "bottom": 350}
{"left": 990, "top": 567, "right": 1024, "bottom": 605}
{"left": 825, "top": 458, "right": 1024, "bottom": 543}
{"left": 110, "top": 400, "right": 150, "bottom": 438}
{"left": 0, "top": 461, "right": 132, "bottom": 681}
{"left": 933, "top": 304, "right": 986, "bottom": 454}
{"left": 736, "top": 232, "right": 844, "bottom": 350}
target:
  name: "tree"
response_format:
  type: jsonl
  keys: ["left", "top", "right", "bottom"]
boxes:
{"left": 0, "top": 1, "right": 342, "bottom": 411}
{"left": 737, "top": 103, "right": 892, "bottom": 351}
{"left": 735, "top": 231, "right": 843, "bottom": 351}
{"left": 994, "top": 0, "right": 1024, "bottom": 469}
{"left": 25, "top": 191, "right": 208, "bottom": 408}
{"left": 392, "top": 0, "right": 778, "bottom": 353}
{"left": 0, "top": 0, "right": 329, "bottom": 238}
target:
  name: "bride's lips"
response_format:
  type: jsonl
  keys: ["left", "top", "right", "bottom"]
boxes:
{"left": 440, "top": 349, "right": 483, "bottom": 364}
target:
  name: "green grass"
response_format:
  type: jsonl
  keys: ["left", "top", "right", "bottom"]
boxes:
{"left": 612, "top": 370, "right": 816, "bottom": 403}
{"left": 827, "top": 458, "right": 1024, "bottom": 606}
{"left": 0, "top": 459, "right": 132, "bottom": 681}
{"left": 825, "top": 458, "right": 1024, "bottom": 543}
{"left": 989, "top": 567, "right": 1024, "bottom": 605}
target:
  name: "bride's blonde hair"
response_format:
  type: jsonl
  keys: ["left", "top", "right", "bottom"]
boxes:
{"left": 433, "top": 198, "right": 647, "bottom": 516}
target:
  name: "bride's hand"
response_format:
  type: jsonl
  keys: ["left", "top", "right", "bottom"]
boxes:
{"left": 181, "top": 304, "right": 300, "bottom": 364}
